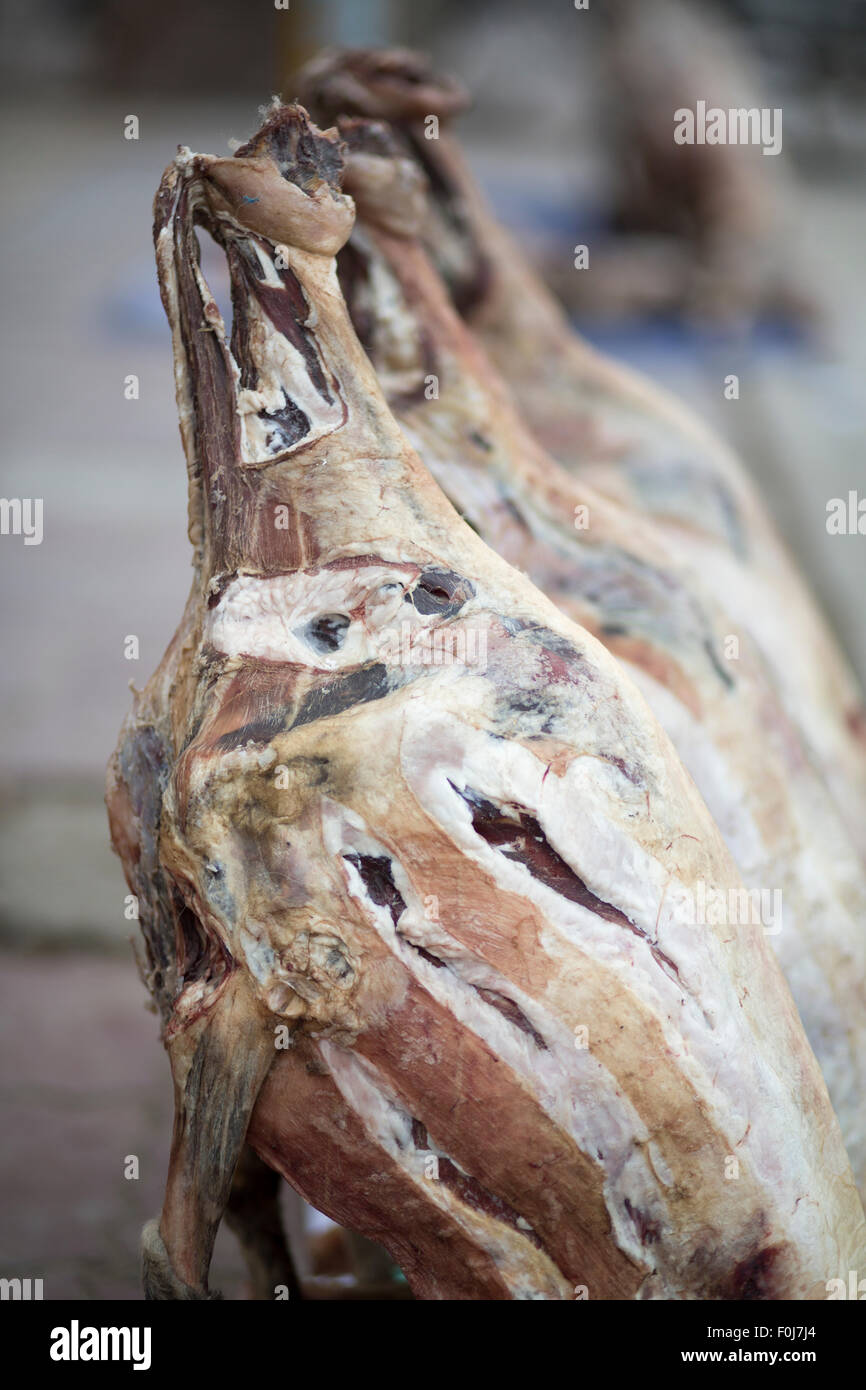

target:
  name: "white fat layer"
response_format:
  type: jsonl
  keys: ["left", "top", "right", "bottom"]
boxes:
{"left": 672, "top": 533, "right": 861, "bottom": 837}
{"left": 208, "top": 565, "right": 412, "bottom": 664}
{"left": 206, "top": 567, "right": 493, "bottom": 672}
{"left": 401, "top": 414, "right": 531, "bottom": 555}
{"left": 177, "top": 634, "right": 852, "bottom": 1277}
{"left": 233, "top": 286, "right": 346, "bottom": 464}
{"left": 393, "top": 705, "right": 848, "bottom": 1276}
{"left": 402, "top": 404, "right": 581, "bottom": 572}
{"left": 624, "top": 663, "right": 764, "bottom": 875}
{"left": 323, "top": 797, "right": 668, "bottom": 1278}
{"left": 320, "top": 1040, "right": 570, "bottom": 1299}
{"left": 251, "top": 239, "right": 285, "bottom": 286}
{"left": 628, "top": 663, "right": 866, "bottom": 1188}
{"left": 352, "top": 226, "right": 428, "bottom": 399}
{"left": 166, "top": 201, "right": 344, "bottom": 468}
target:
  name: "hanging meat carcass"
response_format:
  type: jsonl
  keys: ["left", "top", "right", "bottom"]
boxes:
{"left": 106, "top": 104, "right": 866, "bottom": 1300}
{"left": 324, "top": 112, "right": 866, "bottom": 1199}
{"left": 298, "top": 46, "right": 866, "bottom": 873}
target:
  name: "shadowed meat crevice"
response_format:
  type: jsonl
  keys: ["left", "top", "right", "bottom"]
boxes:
{"left": 336, "top": 240, "right": 375, "bottom": 350}
{"left": 226, "top": 234, "right": 335, "bottom": 406}
{"left": 452, "top": 783, "right": 681, "bottom": 983}
{"left": 292, "top": 662, "right": 404, "bottom": 729}
{"left": 473, "top": 988, "right": 548, "bottom": 1050}
{"left": 217, "top": 665, "right": 416, "bottom": 753}
{"left": 408, "top": 567, "right": 475, "bottom": 617}
{"left": 344, "top": 853, "right": 406, "bottom": 926}
{"left": 624, "top": 1197, "right": 661, "bottom": 1247}
{"left": 216, "top": 712, "right": 287, "bottom": 751}
{"left": 170, "top": 886, "right": 231, "bottom": 993}
{"left": 409, "top": 1118, "right": 545, "bottom": 1254}
{"left": 404, "top": 941, "right": 448, "bottom": 970}
{"left": 343, "top": 852, "right": 478, "bottom": 978}
{"left": 305, "top": 613, "right": 351, "bottom": 653}
{"left": 344, "top": 856, "right": 547, "bottom": 1047}
{"left": 258, "top": 397, "right": 311, "bottom": 452}
{"left": 403, "top": 129, "right": 492, "bottom": 316}
{"left": 720, "top": 1243, "right": 783, "bottom": 1301}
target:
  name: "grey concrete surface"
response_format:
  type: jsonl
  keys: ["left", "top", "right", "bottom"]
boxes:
{"left": 0, "top": 780, "right": 128, "bottom": 949}
{"left": 0, "top": 951, "right": 253, "bottom": 1299}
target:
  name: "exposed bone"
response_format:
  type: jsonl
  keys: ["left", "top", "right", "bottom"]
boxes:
{"left": 108, "top": 102, "right": 866, "bottom": 1300}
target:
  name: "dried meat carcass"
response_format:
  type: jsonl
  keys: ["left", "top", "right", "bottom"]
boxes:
{"left": 327, "top": 112, "right": 866, "bottom": 1200}
{"left": 299, "top": 46, "right": 866, "bottom": 872}
{"left": 106, "top": 105, "right": 866, "bottom": 1301}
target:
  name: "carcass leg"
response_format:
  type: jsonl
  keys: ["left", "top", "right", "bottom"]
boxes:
{"left": 142, "top": 972, "right": 275, "bottom": 1299}
{"left": 224, "top": 1145, "right": 303, "bottom": 1301}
